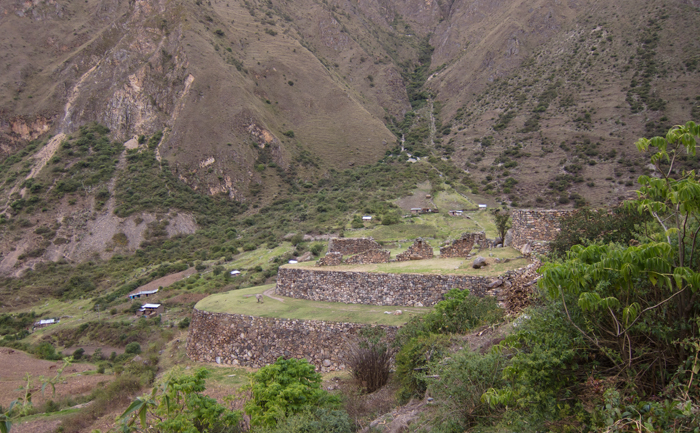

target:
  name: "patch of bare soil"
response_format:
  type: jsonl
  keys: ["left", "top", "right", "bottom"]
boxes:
{"left": 163, "top": 291, "right": 208, "bottom": 306}
{"left": 10, "top": 417, "right": 62, "bottom": 433}
{"left": 395, "top": 181, "right": 433, "bottom": 212}
{"left": 128, "top": 268, "right": 197, "bottom": 296}
{"left": 0, "top": 348, "right": 110, "bottom": 407}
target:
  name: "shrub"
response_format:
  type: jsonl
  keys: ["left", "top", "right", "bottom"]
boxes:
{"left": 245, "top": 357, "right": 339, "bottom": 427}
{"left": 34, "top": 342, "right": 62, "bottom": 360}
{"left": 427, "top": 350, "right": 506, "bottom": 431}
{"left": 342, "top": 326, "right": 395, "bottom": 393}
{"left": 252, "top": 408, "right": 353, "bottom": 433}
{"left": 72, "top": 348, "right": 85, "bottom": 360}
{"left": 178, "top": 317, "right": 191, "bottom": 329}
{"left": 125, "top": 342, "right": 142, "bottom": 354}
{"left": 395, "top": 333, "right": 450, "bottom": 400}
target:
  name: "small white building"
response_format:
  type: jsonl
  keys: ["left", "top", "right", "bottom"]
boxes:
{"left": 138, "top": 303, "right": 164, "bottom": 317}
{"left": 230, "top": 270, "right": 241, "bottom": 276}
{"left": 362, "top": 215, "right": 372, "bottom": 221}
{"left": 33, "top": 319, "right": 59, "bottom": 330}
{"left": 128, "top": 288, "right": 159, "bottom": 300}
{"left": 478, "top": 204, "right": 488, "bottom": 209}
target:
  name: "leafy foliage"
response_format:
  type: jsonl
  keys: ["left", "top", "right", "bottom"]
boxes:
{"left": 245, "top": 357, "right": 339, "bottom": 427}
{"left": 395, "top": 333, "right": 450, "bottom": 400}
{"left": 550, "top": 206, "right": 650, "bottom": 256}
{"left": 117, "top": 368, "right": 241, "bottom": 433}
{"left": 250, "top": 408, "right": 353, "bottom": 433}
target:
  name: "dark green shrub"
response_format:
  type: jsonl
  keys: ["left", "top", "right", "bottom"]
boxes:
{"left": 124, "top": 342, "right": 142, "bottom": 354}
{"left": 245, "top": 357, "right": 340, "bottom": 427}
{"left": 178, "top": 317, "right": 191, "bottom": 329}
{"left": 34, "top": 342, "right": 62, "bottom": 360}
{"left": 72, "top": 348, "right": 85, "bottom": 360}
{"left": 395, "top": 333, "right": 450, "bottom": 400}
{"left": 252, "top": 408, "right": 353, "bottom": 433}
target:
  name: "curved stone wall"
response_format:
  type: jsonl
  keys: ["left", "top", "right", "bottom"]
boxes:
{"left": 186, "top": 309, "right": 397, "bottom": 371}
{"left": 277, "top": 262, "right": 540, "bottom": 307}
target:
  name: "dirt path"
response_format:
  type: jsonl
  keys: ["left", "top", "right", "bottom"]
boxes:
{"left": 263, "top": 287, "right": 285, "bottom": 302}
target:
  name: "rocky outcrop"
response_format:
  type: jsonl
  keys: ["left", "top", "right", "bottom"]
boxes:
{"left": 186, "top": 309, "right": 397, "bottom": 371}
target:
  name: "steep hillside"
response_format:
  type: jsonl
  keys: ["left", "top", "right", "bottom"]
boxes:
{"left": 2, "top": 0, "right": 700, "bottom": 273}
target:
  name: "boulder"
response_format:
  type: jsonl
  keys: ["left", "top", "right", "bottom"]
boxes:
{"left": 472, "top": 256, "right": 488, "bottom": 269}
{"left": 520, "top": 243, "right": 532, "bottom": 256}
{"left": 504, "top": 230, "right": 513, "bottom": 247}
{"left": 487, "top": 278, "right": 503, "bottom": 288}
{"left": 297, "top": 251, "right": 313, "bottom": 262}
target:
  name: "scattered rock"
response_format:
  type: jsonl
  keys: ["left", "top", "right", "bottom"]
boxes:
{"left": 487, "top": 279, "right": 503, "bottom": 288}
{"left": 323, "top": 359, "right": 331, "bottom": 367}
{"left": 520, "top": 243, "right": 532, "bottom": 256}
{"left": 472, "top": 256, "right": 488, "bottom": 269}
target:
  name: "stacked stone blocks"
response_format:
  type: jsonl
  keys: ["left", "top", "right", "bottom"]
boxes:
{"left": 510, "top": 210, "right": 571, "bottom": 253}
{"left": 396, "top": 238, "right": 434, "bottom": 261}
{"left": 328, "top": 238, "right": 381, "bottom": 255}
{"left": 440, "top": 232, "right": 486, "bottom": 258}
{"left": 187, "top": 310, "right": 397, "bottom": 372}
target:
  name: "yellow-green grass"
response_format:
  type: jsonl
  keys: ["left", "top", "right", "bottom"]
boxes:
{"left": 225, "top": 244, "right": 294, "bottom": 270}
{"left": 195, "top": 285, "right": 429, "bottom": 326}
{"left": 287, "top": 247, "right": 527, "bottom": 277}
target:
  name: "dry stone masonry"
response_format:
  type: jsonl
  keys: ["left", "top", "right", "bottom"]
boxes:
{"left": 439, "top": 232, "right": 486, "bottom": 258}
{"left": 396, "top": 238, "right": 434, "bottom": 261}
{"left": 328, "top": 237, "right": 381, "bottom": 255}
{"left": 187, "top": 309, "right": 397, "bottom": 371}
{"left": 344, "top": 249, "right": 391, "bottom": 264}
{"left": 510, "top": 210, "right": 571, "bottom": 254}
{"left": 317, "top": 252, "right": 342, "bottom": 266}
{"left": 276, "top": 262, "right": 539, "bottom": 307}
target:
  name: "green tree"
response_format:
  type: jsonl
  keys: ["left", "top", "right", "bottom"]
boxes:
{"left": 245, "top": 357, "right": 339, "bottom": 427}
{"left": 493, "top": 209, "right": 511, "bottom": 241}
{"left": 117, "top": 368, "right": 241, "bottom": 432}
{"left": 539, "top": 121, "right": 700, "bottom": 385}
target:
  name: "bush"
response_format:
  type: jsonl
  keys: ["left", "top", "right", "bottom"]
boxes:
{"left": 395, "top": 333, "right": 450, "bottom": 400}
{"left": 72, "top": 348, "right": 85, "bottom": 360}
{"left": 251, "top": 408, "right": 353, "bottom": 433}
{"left": 245, "top": 357, "right": 339, "bottom": 427}
{"left": 178, "top": 317, "right": 191, "bottom": 329}
{"left": 34, "top": 342, "right": 62, "bottom": 360}
{"left": 124, "top": 342, "right": 142, "bottom": 354}
{"left": 342, "top": 326, "right": 395, "bottom": 393}
{"left": 426, "top": 350, "right": 506, "bottom": 432}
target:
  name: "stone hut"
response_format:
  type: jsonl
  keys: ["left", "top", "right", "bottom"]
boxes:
{"left": 510, "top": 210, "right": 571, "bottom": 254}
{"left": 440, "top": 232, "right": 486, "bottom": 258}
{"left": 327, "top": 237, "right": 381, "bottom": 256}
{"left": 317, "top": 252, "right": 343, "bottom": 266}
{"left": 396, "top": 238, "right": 434, "bottom": 261}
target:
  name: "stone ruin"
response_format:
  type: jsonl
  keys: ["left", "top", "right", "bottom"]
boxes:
{"left": 318, "top": 238, "right": 390, "bottom": 266}
{"left": 344, "top": 249, "right": 391, "bottom": 264}
{"left": 439, "top": 232, "right": 486, "bottom": 258}
{"left": 396, "top": 238, "right": 434, "bottom": 261}
{"left": 317, "top": 251, "right": 342, "bottom": 266}
{"left": 328, "top": 237, "right": 381, "bottom": 255}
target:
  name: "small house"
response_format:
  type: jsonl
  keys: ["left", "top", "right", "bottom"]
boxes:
{"left": 128, "top": 288, "right": 159, "bottom": 300}
{"left": 362, "top": 215, "right": 372, "bottom": 221}
{"left": 230, "top": 270, "right": 241, "bottom": 276}
{"left": 138, "top": 303, "right": 164, "bottom": 317}
{"left": 478, "top": 204, "right": 488, "bottom": 209}
{"left": 410, "top": 208, "right": 422, "bottom": 214}
{"left": 448, "top": 210, "right": 464, "bottom": 216}
{"left": 33, "top": 319, "right": 58, "bottom": 330}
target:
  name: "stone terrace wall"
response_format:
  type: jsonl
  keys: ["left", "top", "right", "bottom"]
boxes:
{"left": 278, "top": 267, "right": 492, "bottom": 307}
{"left": 440, "top": 232, "right": 486, "bottom": 258}
{"left": 344, "top": 249, "right": 391, "bottom": 264}
{"left": 396, "top": 239, "right": 434, "bottom": 261}
{"left": 317, "top": 252, "right": 342, "bottom": 266}
{"left": 187, "top": 309, "right": 397, "bottom": 371}
{"left": 328, "top": 238, "right": 380, "bottom": 255}
{"left": 510, "top": 210, "right": 570, "bottom": 251}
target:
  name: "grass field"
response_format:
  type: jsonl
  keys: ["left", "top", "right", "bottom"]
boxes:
{"left": 195, "top": 285, "right": 429, "bottom": 326}
{"left": 289, "top": 247, "right": 527, "bottom": 277}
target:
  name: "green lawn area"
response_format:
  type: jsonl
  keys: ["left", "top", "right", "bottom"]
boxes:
{"left": 195, "top": 285, "right": 430, "bottom": 326}
{"left": 290, "top": 247, "right": 528, "bottom": 277}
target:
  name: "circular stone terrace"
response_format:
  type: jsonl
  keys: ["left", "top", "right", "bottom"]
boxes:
{"left": 187, "top": 247, "right": 537, "bottom": 369}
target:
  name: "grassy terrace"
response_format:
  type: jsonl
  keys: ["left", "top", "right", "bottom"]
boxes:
{"left": 286, "top": 247, "right": 528, "bottom": 277}
{"left": 195, "top": 284, "right": 430, "bottom": 326}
